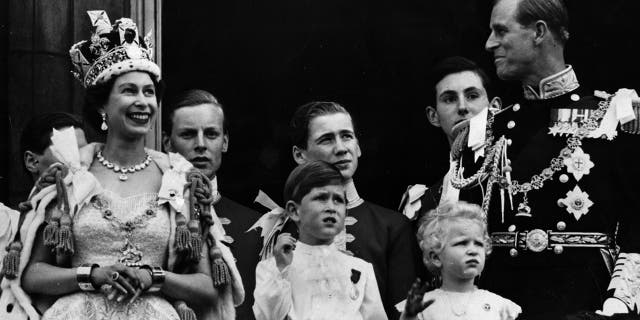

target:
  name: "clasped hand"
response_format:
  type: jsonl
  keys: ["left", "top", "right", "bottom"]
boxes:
{"left": 90, "top": 263, "right": 153, "bottom": 304}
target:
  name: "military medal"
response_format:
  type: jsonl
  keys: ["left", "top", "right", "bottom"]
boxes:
{"left": 505, "top": 98, "right": 611, "bottom": 220}
{"left": 558, "top": 186, "right": 593, "bottom": 220}
{"left": 548, "top": 108, "right": 596, "bottom": 137}
{"left": 563, "top": 147, "right": 594, "bottom": 181}
{"left": 349, "top": 269, "right": 361, "bottom": 300}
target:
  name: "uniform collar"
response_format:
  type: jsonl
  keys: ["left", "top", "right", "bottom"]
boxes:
{"left": 208, "top": 175, "right": 222, "bottom": 203}
{"left": 345, "top": 180, "right": 364, "bottom": 209}
{"left": 523, "top": 65, "right": 580, "bottom": 100}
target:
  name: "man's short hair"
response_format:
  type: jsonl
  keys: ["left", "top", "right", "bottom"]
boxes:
{"left": 428, "top": 56, "right": 492, "bottom": 106}
{"left": 289, "top": 101, "right": 352, "bottom": 149}
{"left": 162, "top": 89, "right": 228, "bottom": 135}
{"left": 20, "top": 112, "right": 85, "bottom": 156}
{"left": 283, "top": 160, "right": 346, "bottom": 203}
{"left": 509, "top": 0, "right": 570, "bottom": 44}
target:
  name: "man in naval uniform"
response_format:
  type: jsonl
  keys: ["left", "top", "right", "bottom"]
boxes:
{"left": 286, "top": 101, "right": 422, "bottom": 320}
{"left": 465, "top": 0, "right": 640, "bottom": 319}
{"left": 400, "top": 56, "right": 500, "bottom": 227}
{"left": 163, "top": 89, "right": 262, "bottom": 320}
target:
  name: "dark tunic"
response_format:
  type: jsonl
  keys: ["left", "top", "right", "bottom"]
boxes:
{"left": 281, "top": 200, "right": 422, "bottom": 320}
{"left": 214, "top": 196, "right": 262, "bottom": 320}
{"left": 348, "top": 201, "right": 423, "bottom": 320}
{"left": 457, "top": 82, "right": 640, "bottom": 319}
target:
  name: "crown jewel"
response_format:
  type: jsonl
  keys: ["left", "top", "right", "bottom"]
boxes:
{"left": 69, "top": 10, "right": 160, "bottom": 88}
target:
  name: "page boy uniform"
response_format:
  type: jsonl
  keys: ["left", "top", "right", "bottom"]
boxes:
{"left": 253, "top": 241, "right": 387, "bottom": 320}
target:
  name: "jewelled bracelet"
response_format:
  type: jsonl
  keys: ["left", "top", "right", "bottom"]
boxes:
{"left": 141, "top": 265, "right": 165, "bottom": 292}
{"left": 76, "top": 263, "right": 99, "bottom": 291}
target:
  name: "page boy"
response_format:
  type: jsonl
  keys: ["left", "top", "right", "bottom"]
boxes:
{"left": 253, "top": 160, "right": 387, "bottom": 320}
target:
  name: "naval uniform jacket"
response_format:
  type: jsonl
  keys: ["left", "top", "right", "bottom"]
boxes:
{"left": 457, "top": 67, "right": 640, "bottom": 319}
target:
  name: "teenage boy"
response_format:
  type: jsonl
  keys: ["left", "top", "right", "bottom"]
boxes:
{"left": 288, "top": 101, "right": 421, "bottom": 319}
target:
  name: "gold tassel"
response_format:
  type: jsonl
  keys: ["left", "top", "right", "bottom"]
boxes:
{"left": 187, "top": 219, "right": 201, "bottom": 262}
{"left": 1, "top": 241, "right": 22, "bottom": 280}
{"left": 209, "top": 244, "right": 230, "bottom": 288}
{"left": 57, "top": 213, "right": 74, "bottom": 254}
{"left": 39, "top": 166, "right": 66, "bottom": 248}
{"left": 187, "top": 170, "right": 214, "bottom": 227}
{"left": 175, "top": 212, "right": 191, "bottom": 252}
{"left": 54, "top": 170, "right": 74, "bottom": 255}
{"left": 174, "top": 301, "right": 197, "bottom": 320}
{"left": 44, "top": 207, "right": 61, "bottom": 247}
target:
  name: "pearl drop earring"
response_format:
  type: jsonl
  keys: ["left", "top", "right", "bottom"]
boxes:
{"left": 101, "top": 113, "right": 108, "bottom": 131}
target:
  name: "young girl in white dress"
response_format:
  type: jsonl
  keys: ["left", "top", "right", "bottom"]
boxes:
{"left": 398, "top": 202, "right": 521, "bottom": 320}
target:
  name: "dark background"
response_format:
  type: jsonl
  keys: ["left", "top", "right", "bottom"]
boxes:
{"left": 3, "top": 1, "right": 640, "bottom": 209}
{"left": 162, "top": 0, "right": 640, "bottom": 209}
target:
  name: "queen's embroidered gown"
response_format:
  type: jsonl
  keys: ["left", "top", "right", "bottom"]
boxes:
{"left": 42, "top": 190, "right": 179, "bottom": 320}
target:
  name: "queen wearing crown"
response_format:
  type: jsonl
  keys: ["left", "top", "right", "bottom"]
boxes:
{"left": 0, "top": 11, "right": 243, "bottom": 320}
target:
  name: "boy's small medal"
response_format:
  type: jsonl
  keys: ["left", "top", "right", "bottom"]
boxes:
{"left": 349, "top": 269, "right": 361, "bottom": 300}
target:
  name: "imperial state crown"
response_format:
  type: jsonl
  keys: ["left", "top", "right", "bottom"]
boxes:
{"left": 69, "top": 10, "right": 160, "bottom": 88}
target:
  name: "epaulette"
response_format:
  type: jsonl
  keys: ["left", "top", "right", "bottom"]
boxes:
{"left": 596, "top": 89, "right": 640, "bottom": 136}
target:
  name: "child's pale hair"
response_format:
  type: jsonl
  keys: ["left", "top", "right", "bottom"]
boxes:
{"left": 416, "top": 201, "right": 492, "bottom": 274}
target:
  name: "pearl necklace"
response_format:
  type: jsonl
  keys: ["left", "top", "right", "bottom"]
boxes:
{"left": 96, "top": 150, "right": 152, "bottom": 181}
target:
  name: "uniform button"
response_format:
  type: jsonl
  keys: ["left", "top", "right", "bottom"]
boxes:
{"left": 509, "top": 248, "right": 519, "bottom": 257}
{"left": 507, "top": 139, "right": 513, "bottom": 146}
{"left": 556, "top": 221, "right": 566, "bottom": 231}
{"left": 508, "top": 224, "right": 516, "bottom": 232}
{"left": 507, "top": 121, "right": 516, "bottom": 129}
{"left": 553, "top": 245, "right": 564, "bottom": 254}
{"left": 513, "top": 104, "right": 521, "bottom": 112}
{"left": 559, "top": 174, "right": 569, "bottom": 183}
{"left": 570, "top": 94, "right": 580, "bottom": 101}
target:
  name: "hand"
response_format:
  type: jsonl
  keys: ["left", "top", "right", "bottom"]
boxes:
{"left": 90, "top": 263, "right": 143, "bottom": 302}
{"left": 274, "top": 233, "right": 296, "bottom": 271}
{"left": 124, "top": 267, "right": 153, "bottom": 305}
{"left": 404, "top": 278, "right": 435, "bottom": 318}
